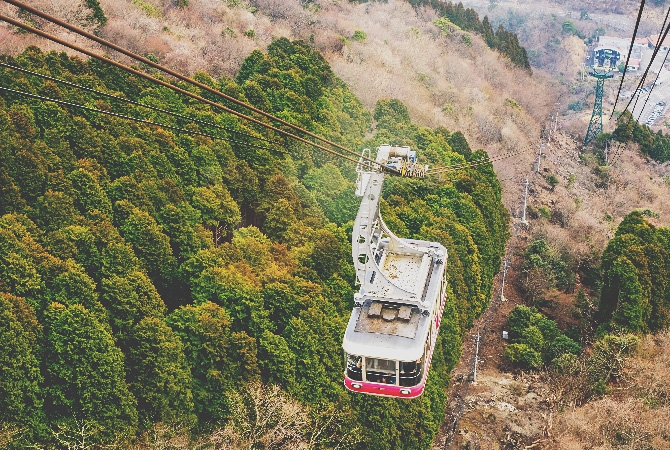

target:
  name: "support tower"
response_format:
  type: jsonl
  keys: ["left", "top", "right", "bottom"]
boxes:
{"left": 584, "top": 70, "right": 613, "bottom": 146}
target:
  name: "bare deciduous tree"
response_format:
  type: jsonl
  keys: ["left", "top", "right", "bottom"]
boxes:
{"left": 208, "top": 382, "right": 309, "bottom": 450}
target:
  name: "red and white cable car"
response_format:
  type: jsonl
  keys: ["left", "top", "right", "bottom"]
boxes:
{"left": 343, "top": 145, "right": 447, "bottom": 398}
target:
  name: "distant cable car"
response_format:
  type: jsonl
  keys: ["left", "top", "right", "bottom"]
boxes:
{"left": 343, "top": 145, "right": 447, "bottom": 398}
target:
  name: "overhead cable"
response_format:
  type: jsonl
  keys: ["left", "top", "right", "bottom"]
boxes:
{"left": 629, "top": 7, "right": 670, "bottom": 122}
{"left": 634, "top": 45, "right": 670, "bottom": 123}
{"left": 612, "top": 0, "right": 647, "bottom": 116}
{"left": 0, "top": 62, "right": 284, "bottom": 147}
{"left": 1, "top": 0, "right": 384, "bottom": 169}
{"left": 426, "top": 147, "right": 526, "bottom": 175}
{"left": 620, "top": 17, "right": 670, "bottom": 120}
{"left": 0, "top": 85, "right": 292, "bottom": 153}
{"left": 0, "top": 13, "right": 381, "bottom": 172}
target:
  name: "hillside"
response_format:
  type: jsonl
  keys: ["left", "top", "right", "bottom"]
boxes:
{"left": 0, "top": 14, "right": 512, "bottom": 450}
{"left": 3, "top": 0, "right": 670, "bottom": 448}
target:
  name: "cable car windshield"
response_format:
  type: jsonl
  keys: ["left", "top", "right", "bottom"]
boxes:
{"left": 366, "top": 358, "right": 395, "bottom": 372}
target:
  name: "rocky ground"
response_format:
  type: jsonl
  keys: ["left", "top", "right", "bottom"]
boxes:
{"left": 430, "top": 221, "right": 555, "bottom": 450}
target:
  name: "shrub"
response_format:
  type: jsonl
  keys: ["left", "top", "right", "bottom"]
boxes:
{"left": 547, "top": 334, "right": 581, "bottom": 361}
{"left": 545, "top": 174, "right": 559, "bottom": 190}
{"left": 352, "top": 30, "right": 367, "bottom": 42}
{"left": 504, "top": 343, "right": 543, "bottom": 369}
{"left": 85, "top": 0, "right": 107, "bottom": 25}
{"left": 132, "top": 0, "right": 161, "bottom": 17}
{"left": 568, "top": 100, "right": 584, "bottom": 111}
{"left": 537, "top": 206, "right": 550, "bottom": 219}
{"left": 506, "top": 305, "right": 582, "bottom": 369}
{"left": 567, "top": 173, "right": 576, "bottom": 188}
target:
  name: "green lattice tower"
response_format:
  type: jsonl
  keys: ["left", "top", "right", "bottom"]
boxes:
{"left": 584, "top": 70, "right": 614, "bottom": 146}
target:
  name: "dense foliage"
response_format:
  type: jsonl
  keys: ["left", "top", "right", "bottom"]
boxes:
{"left": 520, "top": 239, "right": 577, "bottom": 302}
{"left": 0, "top": 41, "right": 508, "bottom": 448}
{"left": 598, "top": 211, "right": 670, "bottom": 334}
{"left": 504, "top": 305, "right": 581, "bottom": 370}
{"left": 611, "top": 110, "right": 670, "bottom": 163}
{"left": 424, "top": 1, "right": 531, "bottom": 70}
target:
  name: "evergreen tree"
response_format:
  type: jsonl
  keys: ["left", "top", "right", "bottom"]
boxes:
{"left": 125, "top": 317, "right": 196, "bottom": 428}
{"left": 43, "top": 303, "right": 137, "bottom": 444}
{"left": 167, "top": 301, "right": 239, "bottom": 423}
{"left": 0, "top": 294, "right": 43, "bottom": 442}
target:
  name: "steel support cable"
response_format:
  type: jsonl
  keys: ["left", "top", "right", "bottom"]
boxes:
{"left": 0, "top": 86, "right": 289, "bottom": 153}
{"left": 609, "top": 145, "right": 625, "bottom": 165}
{"left": 427, "top": 154, "right": 504, "bottom": 173}
{"left": 609, "top": 132, "right": 635, "bottom": 165}
{"left": 0, "top": 14, "right": 381, "bottom": 173}
{"left": 630, "top": 8, "right": 670, "bottom": 122}
{"left": 426, "top": 148, "right": 525, "bottom": 175}
{"left": 426, "top": 153, "right": 520, "bottom": 175}
{"left": 639, "top": 7, "right": 670, "bottom": 95}
{"left": 620, "top": 19, "right": 670, "bottom": 121}
{"left": 1, "top": 0, "right": 384, "bottom": 170}
{"left": 426, "top": 157, "right": 490, "bottom": 173}
{"left": 634, "top": 42, "right": 670, "bottom": 123}
{"left": 612, "top": 0, "right": 647, "bottom": 117}
{"left": 0, "top": 62, "right": 286, "bottom": 147}
{"left": 426, "top": 153, "right": 519, "bottom": 175}
{"left": 610, "top": 18, "right": 670, "bottom": 165}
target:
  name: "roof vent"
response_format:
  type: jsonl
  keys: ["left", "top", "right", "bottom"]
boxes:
{"left": 398, "top": 305, "right": 412, "bottom": 321}
{"left": 382, "top": 308, "right": 397, "bottom": 321}
{"left": 368, "top": 301, "right": 382, "bottom": 318}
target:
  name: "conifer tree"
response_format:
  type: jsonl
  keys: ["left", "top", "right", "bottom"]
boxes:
{"left": 43, "top": 303, "right": 137, "bottom": 444}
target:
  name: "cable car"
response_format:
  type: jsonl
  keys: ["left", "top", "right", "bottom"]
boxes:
{"left": 343, "top": 145, "right": 447, "bottom": 398}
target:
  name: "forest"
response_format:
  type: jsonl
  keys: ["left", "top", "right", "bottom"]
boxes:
{"left": 0, "top": 39, "right": 509, "bottom": 448}
{"left": 611, "top": 109, "right": 670, "bottom": 163}
{"left": 502, "top": 208, "right": 670, "bottom": 409}
{"left": 412, "top": 1, "right": 531, "bottom": 71}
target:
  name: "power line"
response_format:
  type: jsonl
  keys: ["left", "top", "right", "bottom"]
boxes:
{"left": 1, "top": 0, "right": 388, "bottom": 171}
{"left": 0, "top": 61, "right": 286, "bottom": 148}
{"left": 0, "top": 85, "right": 288, "bottom": 154}
{"left": 0, "top": 13, "right": 381, "bottom": 172}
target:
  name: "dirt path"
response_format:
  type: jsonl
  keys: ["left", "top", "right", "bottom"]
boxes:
{"left": 431, "top": 224, "right": 557, "bottom": 449}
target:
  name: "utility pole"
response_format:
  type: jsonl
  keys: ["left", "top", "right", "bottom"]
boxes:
{"left": 549, "top": 106, "right": 559, "bottom": 145}
{"left": 500, "top": 258, "right": 511, "bottom": 302}
{"left": 536, "top": 143, "right": 546, "bottom": 172}
{"left": 521, "top": 179, "right": 529, "bottom": 224}
{"left": 604, "top": 140, "right": 609, "bottom": 165}
{"left": 553, "top": 109, "right": 559, "bottom": 136}
{"left": 472, "top": 330, "right": 481, "bottom": 384}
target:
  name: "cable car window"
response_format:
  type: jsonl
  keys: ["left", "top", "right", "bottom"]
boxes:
{"left": 345, "top": 353, "right": 362, "bottom": 381}
{"left": 365, "top": 358, "right": 397, "bottom": 384}
{"left": 366, "top": 358, "right": 395, "bottom": 372}
{"left": 399, "top": 358, "right": 424, "bottom": 387}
